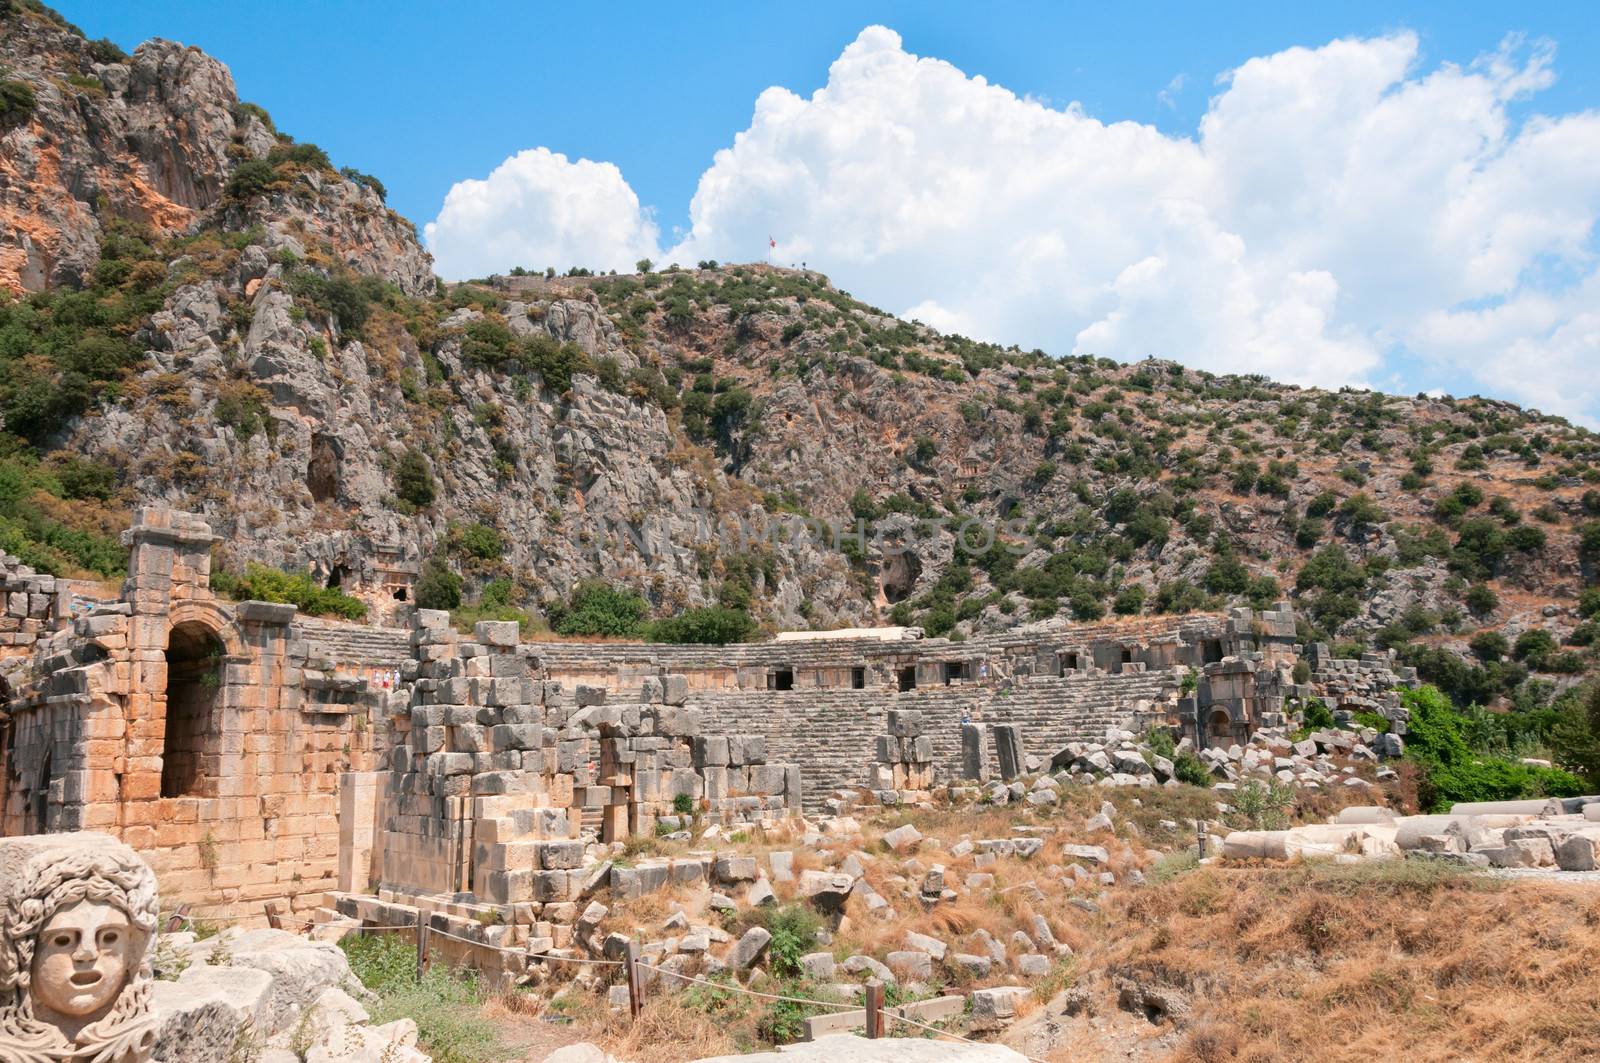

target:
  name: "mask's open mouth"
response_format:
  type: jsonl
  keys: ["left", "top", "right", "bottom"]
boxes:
{"left": 69, "top": 972, "right": 102, "bottom": 988}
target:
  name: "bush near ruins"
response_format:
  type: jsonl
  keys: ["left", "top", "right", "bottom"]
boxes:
{"left": 1401, "top": 684, "right": 1582, "bottom": 811}
{"left": 647, "top": 605, "right": 757, "bottom": 644}
{"left": 549, "top": 580, "right": 649, "bottom": 637}
{"left": 415, "top": 556, "right": 462, "bottom": 611}
{"left": 211, "top": 564, "right": 367, "bottom": 620}
{"left": 339, "top": 933, "right": 506, "bottom": 1062}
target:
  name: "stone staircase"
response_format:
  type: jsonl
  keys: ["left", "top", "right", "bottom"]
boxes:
{"left": 298, "top": 618, "right": 412, "bottom": 669}
{"left": 694, "top": 668, "right": 1179, "bottom": 812}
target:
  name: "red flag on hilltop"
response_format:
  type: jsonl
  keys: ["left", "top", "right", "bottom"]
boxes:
{"left": 768, "top": 235, "right": 776, "bottom": 249}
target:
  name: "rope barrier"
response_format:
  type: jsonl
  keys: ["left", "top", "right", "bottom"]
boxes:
{"left": 633, "top": 962, "right": 859, "bottom": 1011}
{"left": 423, "top": 923, "right": 625, "bottom": 966}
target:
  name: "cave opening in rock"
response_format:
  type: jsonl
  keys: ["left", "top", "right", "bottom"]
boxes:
{"left": 880, "top": 549, "right": 921, "bottom": 604}
{"left": 308, "top": 433, "right": 340, "bottom": 503}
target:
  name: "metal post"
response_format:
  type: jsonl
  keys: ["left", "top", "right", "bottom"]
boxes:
{"left": 416, "top": 923, "right": 430, "bottom": 983}
{"left": 865, "top": 979, "right": 884, "bottom": 1038}
{"left": 625, "top": 940, "right": 643, "bottom": 1020}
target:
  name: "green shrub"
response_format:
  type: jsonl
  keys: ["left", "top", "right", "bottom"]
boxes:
{"left": 647, "top": 606, "right": 756, "bottom": 644}
{"left": 1469, "top": 630, "right": 1509, "bottom": 662}
{"left": 1301, "top": 699, "right": 1335, "bottom": 730}
{"left": 549, "top": 580, "right": 648, "bottom": 637}
{"left": 394, "top": 448, "right": 436, "bottom": 508}
{"left": 1112, "top": 585, "right": 1145, "bottom": 615}
{"left": 1231, "top": 779, "right": 1295, "bottom": 829}
{"left": 1464, "top": 583, "right": 1499, "bottom": 614}
{"left": 415, "top": 557, "right": 462, "bottom": 611}
{"left": 456, "top": 522, "right": 503, "bottom": 561}
{"left": 287, "top": 268, "right": 381, "bottom": 336}
{"left": 214, "top": 564, "right": 366, "bottom": 620}
{"left": 748, "top": 904, "right": 821, "bottom": 979}
{"left": 1173, "top": 752, "right": 1211, "bottom": 787}
{"left": 0, "top": 77, "right": 36, "bottom": 126}
{"left": 1402, "top": 684, "right": 1583, "bottom": 811}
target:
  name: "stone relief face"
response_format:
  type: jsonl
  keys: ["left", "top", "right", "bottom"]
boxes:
{"left": 29, "top": 900, "right": 134, "bottom": 1025}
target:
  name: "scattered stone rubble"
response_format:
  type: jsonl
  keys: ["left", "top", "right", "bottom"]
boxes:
{"left": 1225, "top": 797, "right": 1600, "bottom": 872}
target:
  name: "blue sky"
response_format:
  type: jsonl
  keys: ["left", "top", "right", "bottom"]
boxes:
{"left": 56, "top": 2, "right": 1600, "bottom": 423}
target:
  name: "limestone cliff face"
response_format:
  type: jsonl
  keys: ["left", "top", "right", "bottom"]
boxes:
{"left": 0, "top": 13, "right": 253, "bottom": 290}
{"left": 0, "top": 5, "right": 430, "bottom": 298}
{"left": 4, "top": 3, "right": 1596, "bottom": 658}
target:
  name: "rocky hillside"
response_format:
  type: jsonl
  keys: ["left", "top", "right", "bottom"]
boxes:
{"left": 3, "top": 1, "right": 1599, "bottom": 707}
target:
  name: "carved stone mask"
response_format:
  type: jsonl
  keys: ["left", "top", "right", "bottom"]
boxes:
{"left": 29, "top": 900, "right": 135, "bottom": 1026}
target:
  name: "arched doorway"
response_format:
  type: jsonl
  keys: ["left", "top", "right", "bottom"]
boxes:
{"left": 162, "top": 622, "right": 224, "bottom": 798}
{"left": 1208, "top": 709, "right": 1233, "bottom": 744}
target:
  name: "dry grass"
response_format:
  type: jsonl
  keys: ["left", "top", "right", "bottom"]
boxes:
{"left": 590, "top": 991, "right": 739, "bottom": 1060}
{"left": 1075, "top": 861, "right": 1600, "bottom": 1062}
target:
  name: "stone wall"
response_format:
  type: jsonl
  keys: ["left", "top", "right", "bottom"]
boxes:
{"left": 0, "top": 509, "right": 386, "bottom": 924}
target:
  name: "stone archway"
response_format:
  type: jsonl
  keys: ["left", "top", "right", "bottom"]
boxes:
{"left": 161, "top": 621, "right": 225, "bottom": 799}
{"left": 1208, "top": 708, "right": 1233, "bottom": 744}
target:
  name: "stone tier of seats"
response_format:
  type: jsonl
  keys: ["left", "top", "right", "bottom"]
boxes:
{"left": 693, "top": 669, "right": 1179, "bottom": 811}
{"left": 299, "top": 618, "right": 412, "bottom": 668}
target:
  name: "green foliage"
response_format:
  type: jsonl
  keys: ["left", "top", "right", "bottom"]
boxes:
{"left": 1112, "top": 584, "right": 1146, "bottom": 615}
{"left": 647, "top": 606, "right": 757, "bottom": 644}
{"left": 0, "top": 220, "right": 166, "bottom": 442}
{"left": 213, "top": 379, "right": 272, "bottom": 440}
{"left": 1401, "top": 685, "right": 1583, "bottom": 811}
{"left": 1230, "top": 779, "right": 1296, "bottom": 829}
{"left": 1464, "top": 583, "right": 1499, "bottom": 615}
{"left": 286, "top": 268, "right": 386, "bottom": 337}
{"left": 672, "top": 792, "right": 696, "bottom": 816}
{"left": 0, "top": 451, "right": 124, "bottom": 576}
{"left": 549, "top": 580, "right": 648, "bottom": 637}
{"left": 415, "top": 557, "right": 463, "bottom": 611}
{"left": 339, "top": 166, "right": 387, "bottom": 201}
{"left": 1469, "top": 630, "right": 1509, "bottom": 662}
{"left": 340, "top": 934, "right": 508, "bottom": 1063}
{"left": 212, "top": 563, "right": 366, "bottom": 620}
{"left": 1513, "top": 627, "right": 1558, "bottom": 670}
{"left": 1336, "top": 492, "right": 1386, "bottom": 531}
{"left": 223, "top": 159, "right": 276, "bottom": 201}
{"left": 1173, "top": 752, "right": 1211, "bottom": 787}
{"left": 748, "top": 904, "right": 821, "bottom": 979}
{"left": 0, "top": 77, "right": 36, "bottom": 126}
{"left": 1549, "top": 684, "right": 1600, "bottom": 790}
{"left": 1301, "top": 699, "right": 1335, "bottom": 730}
{"left": 455, "top": 522, "right": 503, "bottom": 561}
{"left": 1144, "top": 726, "right": 1177, "bottom": 760}
{"left": 394, "top": 448, "right": 436, "bottom": 508}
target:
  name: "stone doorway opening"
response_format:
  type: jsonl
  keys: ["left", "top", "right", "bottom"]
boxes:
{"left": 161, "top": 622, "right": 224, "bottom": 799}
{"left": 1208, "top": 709, "right": 1233, "bottom": 745}
{"left": 897, "top": 667, "right": 917, "bottom": 693}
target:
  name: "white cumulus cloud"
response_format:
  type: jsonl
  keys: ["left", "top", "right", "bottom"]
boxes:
{"left": 427, "top": 28, "right": 1600, "bottom": 422}
{"left": 424, "top": 148, "right": 659, "bottom": 279}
